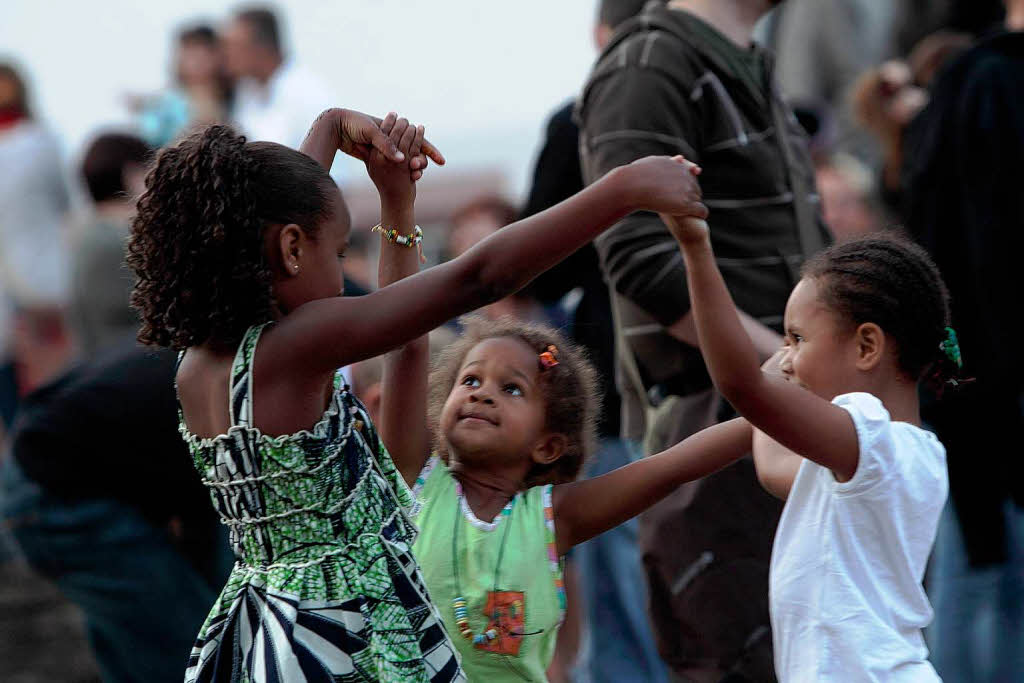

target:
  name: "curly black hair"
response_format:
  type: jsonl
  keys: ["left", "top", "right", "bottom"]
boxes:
{"left": 802, "top": 232, "right": 959, "bottom": 390}
{"left": 428, "top": 316, "right": 601, "bottom": 487}
{"left": 127, "top": 124, "right": 336, "bottom": 351}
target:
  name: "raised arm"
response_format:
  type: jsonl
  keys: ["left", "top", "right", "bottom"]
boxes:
{"left": 299, "top": 108, "right": 444, "bottom": 179}
{"left": 664, "top": 217, "right": 859, "bottom": 481}
{"left": 552, "top": 418, "right": 752, "bottom": 554}
{"left": 269, "top": 151, "right": 707, "bottom": 380}
{"left": 369, "top": 116, "right": 432, "bottom": 486}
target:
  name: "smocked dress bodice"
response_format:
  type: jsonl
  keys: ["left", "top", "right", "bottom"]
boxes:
{"left": 180, "top": 323, "right": 463, "bottom": 683}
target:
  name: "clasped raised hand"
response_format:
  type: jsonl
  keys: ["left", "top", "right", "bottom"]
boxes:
{"left": 367, "top": 112, "right": 432, "bottom": 205}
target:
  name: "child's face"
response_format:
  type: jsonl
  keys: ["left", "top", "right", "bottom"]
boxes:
{"left": 779, "top": 278, "right": 861, "bottom": 400}
{"left": 439, "top": 337, "right": 558, "bottom": 472}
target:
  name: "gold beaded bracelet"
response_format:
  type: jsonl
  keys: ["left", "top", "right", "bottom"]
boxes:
{"left": 371, "top": 223, "right": 425, "bottom": 263}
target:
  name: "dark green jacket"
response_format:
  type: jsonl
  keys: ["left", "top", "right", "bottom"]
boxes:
{"left": 577, "top": 4, "right": 832, "bottom": 396}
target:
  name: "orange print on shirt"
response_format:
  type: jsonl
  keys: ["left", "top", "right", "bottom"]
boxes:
{"left": 478, "top": 590, "right": 526, "bottom": 656}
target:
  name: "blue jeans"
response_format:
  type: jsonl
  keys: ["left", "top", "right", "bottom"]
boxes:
{"left": 1, "top": 457, "right": 232, "bottom": 683}
{"left": 927, "top": 498, "right": 1024, "bottom": 682}
{"left": 574, "top": 439, "right": 669, "bottom": 683}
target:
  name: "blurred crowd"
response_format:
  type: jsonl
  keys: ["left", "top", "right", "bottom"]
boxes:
{"left": 1, "top": 0, "right": 1022, "bottom": 681}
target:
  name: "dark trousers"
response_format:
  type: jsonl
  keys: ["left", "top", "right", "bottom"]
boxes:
{"left": 1, "top": 457, "right": 233, "bottom": 683}
{"left": 639, "top": 389, "right": 782, "bottom": 682}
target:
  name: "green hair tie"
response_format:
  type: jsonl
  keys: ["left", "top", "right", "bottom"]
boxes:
{"left": 940, "top": 327, "right": 962, "bottom": 369}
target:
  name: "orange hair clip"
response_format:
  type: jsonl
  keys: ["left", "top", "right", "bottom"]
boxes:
{"left": 539, "top": 345, "right": 559, "bottom": 370}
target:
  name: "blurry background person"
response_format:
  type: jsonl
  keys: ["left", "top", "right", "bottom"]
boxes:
{"left": 519, "top": 1, "right": 670, "bottom": 681}
{"left": 0, "top": 346, "right": 233, "bottom": 683}
{"left": 813, "top": 152, "right": 882, "bottom": 242}
{"left": 350, "top": 328, "right": 457, "bottom": 429}
{"left": 901, "top": 1, "right": 1024, "bottom": 679}
{"left": 223, "top": 5, "right": 334, "bottom": 151}
{"left": 0, "top": 62, "right": 73, "bottom": 426}
{"left": 446, "top": 195, "right": 564, "bottom": 327}
{"left": 761, "top": 0, "right": 900, "bottom": 165}
{"left": 130, "top": 24, "right": 233, "bottom": 149}
{"left": 68, "top": 132, "right": 151, "bottom": 359}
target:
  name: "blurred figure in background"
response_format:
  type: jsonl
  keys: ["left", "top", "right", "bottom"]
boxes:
{"left": 814, "top": 152, "right": 882, "bottom": 241}
{"left": 68, "top": 132, "right": 151, "bottom": 358}
{"left": 901, "top": 1, "right": 1024, "bottom": 679}
{"left": 765, "top": 0, "right": 898, "bottom": 164}
{"left": 351, "top": 328, "right": 456, "bottom": 429}
{"left": 447, "top": 196, "right": 564, "bottom": 327}
{"left": 223, "top": 6, "right": 334, "bottom": 151}
{"left": 0, "top": 346, "right": 233, "bottom": 683}
{"left": 0, "top": 62, "right": 73, "bottom": 426}
{"left": 131, "top": 24, "right": 233, "bottom": 148}
{"left": 850, "top": 36, "right": 968, "bottom": 206}
{"left": 341, "top": 223, "right": 375, "bottom": 295}
{"left": 520, "top": 1, "right": 670, "bottom": 681}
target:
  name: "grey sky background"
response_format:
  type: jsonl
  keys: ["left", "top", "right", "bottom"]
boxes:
{"left": 4, "top": 0, "right": 599, "bottom": 196}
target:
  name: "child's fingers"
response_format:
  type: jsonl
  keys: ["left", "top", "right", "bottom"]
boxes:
{"left": 368, "top": 112, "right": 402, "bottom": 162}
{"left": 410, "top": 125, "right": 425, "bottom": 159}
{"left": 671, "top": 154, "right": 702, "bottom": 175}
{"left": 421, "top": 138, "right": 446, "bottom": 166}
{"left": 389, "top": 117, "right": 410, "bottom": 149}
{"left": 398, "top": 121, "right": 418, "bottom": 155}
{"left": 411, "top": 154, "right": 429, "bottom": 172}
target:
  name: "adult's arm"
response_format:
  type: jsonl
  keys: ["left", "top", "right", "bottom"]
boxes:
{"left": 580, "top": 67, "right": 700, "bottom": 328}
{"left": 581, "top": 66, "right": 781, "bottom": 356}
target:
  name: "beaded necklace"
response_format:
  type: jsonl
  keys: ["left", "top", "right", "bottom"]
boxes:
{"left": 450, "top": 480, "right": 515, "bottom": 647}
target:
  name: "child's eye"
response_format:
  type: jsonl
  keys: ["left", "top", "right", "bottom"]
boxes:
{"left": 504, "top": 384, "right": 523, "bottom": 396}
{"left": 461, "top": 376, "right": 481, "bottom": 388}
{"left": 336, "top": 253, "right": 346, "bottom": 261}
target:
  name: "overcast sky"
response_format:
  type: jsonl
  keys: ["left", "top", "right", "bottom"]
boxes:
{"left": 3, "top": 0, "right": 599, "bottom": 197}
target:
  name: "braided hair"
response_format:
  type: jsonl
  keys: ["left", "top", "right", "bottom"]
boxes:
{"left": 801, "top": 232, "right": 959, "bottom": 390}
{"left": 428, "top": 316, "right": 600, "bottom": 487}
{"left": 127, "top": 125, "right": 336, "bottom": 351}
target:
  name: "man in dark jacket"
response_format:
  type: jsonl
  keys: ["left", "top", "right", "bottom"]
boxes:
{"left": 902, "top": 4, "right": 1024, "bottom": 678}
{"left": 577, "top": 0, "right": 831, "bottom": 679}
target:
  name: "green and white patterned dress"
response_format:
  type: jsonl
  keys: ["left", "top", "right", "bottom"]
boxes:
{"left": 180, "top": 324, "right": 464, "bottom": 682}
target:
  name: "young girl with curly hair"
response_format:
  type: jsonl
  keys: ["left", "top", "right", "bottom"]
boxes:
{"left": 372, "top": 136, "right": 773, "bottom": 679}
{"left": 666, "top": 210, "right": 959, "bottom": 680}
{"left": 127, "top": 105, "right": 708, "bottom": 682}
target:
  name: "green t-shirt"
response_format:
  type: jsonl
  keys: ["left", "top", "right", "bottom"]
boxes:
{"left": 412, "top": 457, "right": 565, "bottom": 682}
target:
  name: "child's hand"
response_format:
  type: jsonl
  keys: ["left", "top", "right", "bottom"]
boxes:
{"left": 332, "top": 108, "right": 445, "bottom": 170}
{"left": 660, "top": 213, "right": 710, "bottom": 245}
{"left": 623, "top": 155, "right": 707, "bottom": 218}
{"left": 367, "top": 113, "right": 426, "bottom": 205}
